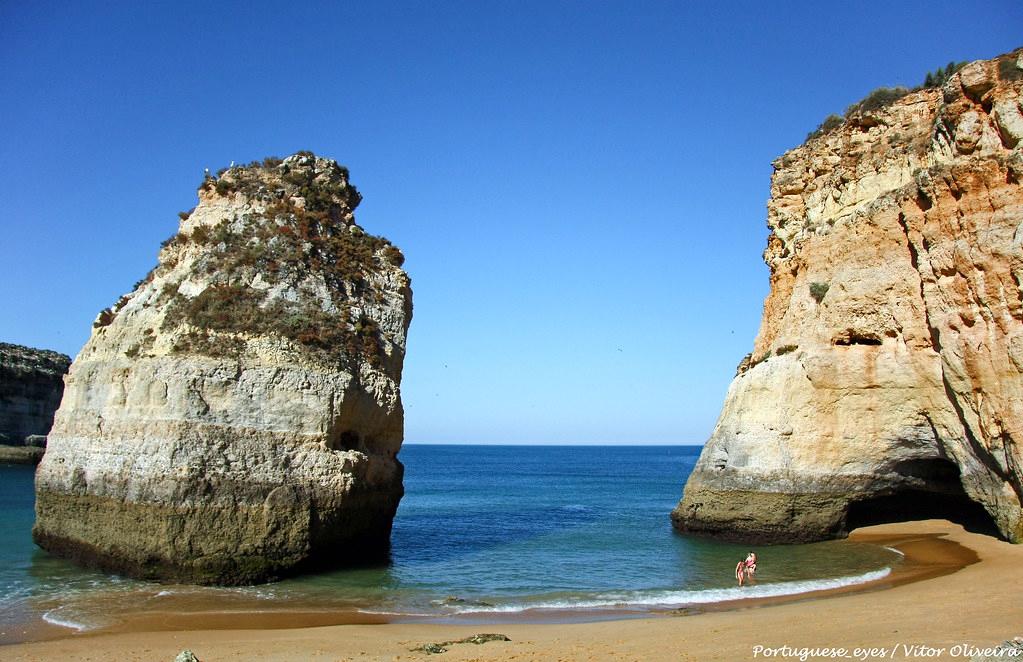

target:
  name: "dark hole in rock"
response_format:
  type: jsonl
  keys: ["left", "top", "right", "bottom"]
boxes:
{"left": 845, "top": 458, "right": 1002, "bottom": 538}
{"left": 833, "top": 331, "right": 883, "bottom": 346}
{"left": 333, "top": 430, "right": 361, "bottom": 451}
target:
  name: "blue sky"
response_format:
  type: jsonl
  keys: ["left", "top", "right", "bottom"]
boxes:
{"left": 1, "top": 2, "right": 1020, "bottom": 444}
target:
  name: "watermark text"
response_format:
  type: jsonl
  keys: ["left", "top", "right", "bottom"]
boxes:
{"left": 751, "top": 643, "right": 1023, "bottom": 660}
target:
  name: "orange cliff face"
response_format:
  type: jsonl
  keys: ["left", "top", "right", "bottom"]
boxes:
{"left": 673, "top": 50, "right": 1023, "bottom": 543}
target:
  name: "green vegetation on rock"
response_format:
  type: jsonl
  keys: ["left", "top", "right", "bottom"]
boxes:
{"left": 155, "top": 154, "right": 403, "bottom": 368}
{"left": 164, "top": 283, "right": 384, "bottom": 367}
{"left": 806, "top": 114, "right": 844, "bottom": 141}
{"left": 809, "top": 281, "right": 830, "bottom": 303}
{"left": 804, "top": 58, "right": 977, "bottom": 142}
{"left": 845, "top": 86, "right": 911, "bottom": 117}
{"left": 921, "top": 61, "right": 967, "bottom": 88}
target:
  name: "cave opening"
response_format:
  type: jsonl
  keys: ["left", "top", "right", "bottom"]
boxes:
{"left": 833, "top": 333, "right": 883, "bottom": 346}
{"left": 844, "top": 458, "right": 1002, "bottom": 538}
{"left": 326, "top": 429, "right": 361, "bottom": 452}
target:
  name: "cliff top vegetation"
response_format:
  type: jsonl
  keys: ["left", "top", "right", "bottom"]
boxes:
{"left": 806, "top": 53, "right": 1020, "bottom": 142}
{"left": 98, "top": 153, "right": 408, "bottom": 369}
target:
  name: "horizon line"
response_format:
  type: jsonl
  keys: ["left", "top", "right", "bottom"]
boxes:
{"left": 402, "top": 441, "right": 705, "bottom": 447}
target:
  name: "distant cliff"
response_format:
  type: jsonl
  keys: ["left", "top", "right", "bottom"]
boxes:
{"left": 0, "top": 342, "right": 70, "bottom": 447}
{"left": 674, "top": 50, "right": 1023, "bottom": 543}
{"left": 34, "top": 153, "right": 413, "bottom": 584}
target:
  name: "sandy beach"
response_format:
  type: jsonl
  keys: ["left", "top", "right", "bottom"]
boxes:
{"left": 3, "top": 519, "right": 1020, "bottom": 661}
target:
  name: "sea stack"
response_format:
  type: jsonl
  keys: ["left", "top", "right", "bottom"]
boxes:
{"left": 34, "top": 152, "right": 413, "bottom": 584}
{"left": 674, "top": 51, "right": 1023, "bottom": 543}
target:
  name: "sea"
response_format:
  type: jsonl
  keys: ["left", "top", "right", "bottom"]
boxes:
{"left": 0, "top": 445, "right": 900, "bottom": 642}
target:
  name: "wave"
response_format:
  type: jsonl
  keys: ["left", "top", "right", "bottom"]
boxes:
{"left": 443, "top": 568, "right": 892, "bottom": 614}
{"left": 35, "top": 568, "right": 892, "bottom": 629}
{"left": 41, "top": 607, "right": 97, "bottom": 632}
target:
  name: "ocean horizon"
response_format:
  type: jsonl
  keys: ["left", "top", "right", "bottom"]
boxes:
{"left": 398, "top": 442, "right": 708, "bottom": 448}
{"left": 1, "top": 445, "right": 900, "bottom": 643}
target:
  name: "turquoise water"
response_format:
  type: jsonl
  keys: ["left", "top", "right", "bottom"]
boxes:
{"left": 0, "top": 446, "right": 899, "bottom": 639}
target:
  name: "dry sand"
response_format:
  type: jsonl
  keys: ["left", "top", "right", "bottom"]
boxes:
{"left": 4, "top": 519, "right": 1020, "bottom": 661}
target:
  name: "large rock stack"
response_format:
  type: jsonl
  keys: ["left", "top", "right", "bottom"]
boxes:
{"left": 674, "top": 50, "right": 1023, "bottom": 543}
{"left": 34, "top": 153, "right": 413, "bottom": 583}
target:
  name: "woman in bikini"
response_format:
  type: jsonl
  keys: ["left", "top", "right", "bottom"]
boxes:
{"left": 745, "top": 551, "right": 757, "bottom": 577}
{"left": 735, "top": 558, "right": 747, "bottom": 586}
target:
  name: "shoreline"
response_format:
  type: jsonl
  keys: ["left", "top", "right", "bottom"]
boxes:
{"left": 9, "top": 524, "right": 960, "bottom": 642}
{"left": 5, "top": 519, "right": 1019, "bottom": 661}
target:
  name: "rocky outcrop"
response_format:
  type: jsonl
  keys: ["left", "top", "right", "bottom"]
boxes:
{"left": 34, "top": 153, "right": 413, "bottom": 584}
{"left": 0, "top": 445, "right": 45, "bottom": 464}
{"left": 0, "top": 342, "right": 71, "bottom": 446}
{"left": 674, "top": 50, "right": 1023, "bottom": 543}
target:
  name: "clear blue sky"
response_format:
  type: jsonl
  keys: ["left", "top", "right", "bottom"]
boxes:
{"left": 1, "top": 2, "right": 1019, "bottom": 444}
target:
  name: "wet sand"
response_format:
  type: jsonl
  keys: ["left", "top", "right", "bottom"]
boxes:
{"left": 4, "top": 519, "right": 1020, "bottom": 661}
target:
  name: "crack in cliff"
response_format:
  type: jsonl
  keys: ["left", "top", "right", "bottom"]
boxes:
{"left": 922, "top": 414, "right": 953, "bottom": 465}
{"left": 939, "top": 375, "right": 1023, "bottom": 506}
{"left": 898, "top": 211, "right": 944, "bottom": 353}
{"left": 898, "top": 207, "right": 1023, "bottom": 508}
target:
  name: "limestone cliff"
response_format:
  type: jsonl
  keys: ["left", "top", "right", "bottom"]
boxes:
{"left": 34, "top": 153, "right": 413, "bottom": 584}
{"left": 674, "top": 51, "right": 1023, "bottom": 543}
{"left": 0, "top": 343, "right": 70, "bottom": 446}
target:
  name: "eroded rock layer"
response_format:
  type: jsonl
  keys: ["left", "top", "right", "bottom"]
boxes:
{"left": 674, "top": 51, "right": 1023, "bottom": 543}
{"left": 34, "top": 153, "right": 413, "bottom": 583}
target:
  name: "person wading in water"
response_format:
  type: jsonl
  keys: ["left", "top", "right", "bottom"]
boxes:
{"left": 745, "top": 551, "right": 757, "bottom": 577}
{"left": 735, "top": 558, "right": 748, "bottom": 586}
{"left": 735, "top": 551, "right": 757, "bottom": 586}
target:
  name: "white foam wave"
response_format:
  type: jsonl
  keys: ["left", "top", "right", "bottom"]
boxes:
{"left": 42, "top": 607, "right": 96, "bottom": 632}
{"left": 883, "top": 546, "right": 905, "bottom": 557}
{"left": 358, "top": 609, "right": 436, "bottom": 618}
{"left": 449, "top": 568, "right": 892, "bottom": 614}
